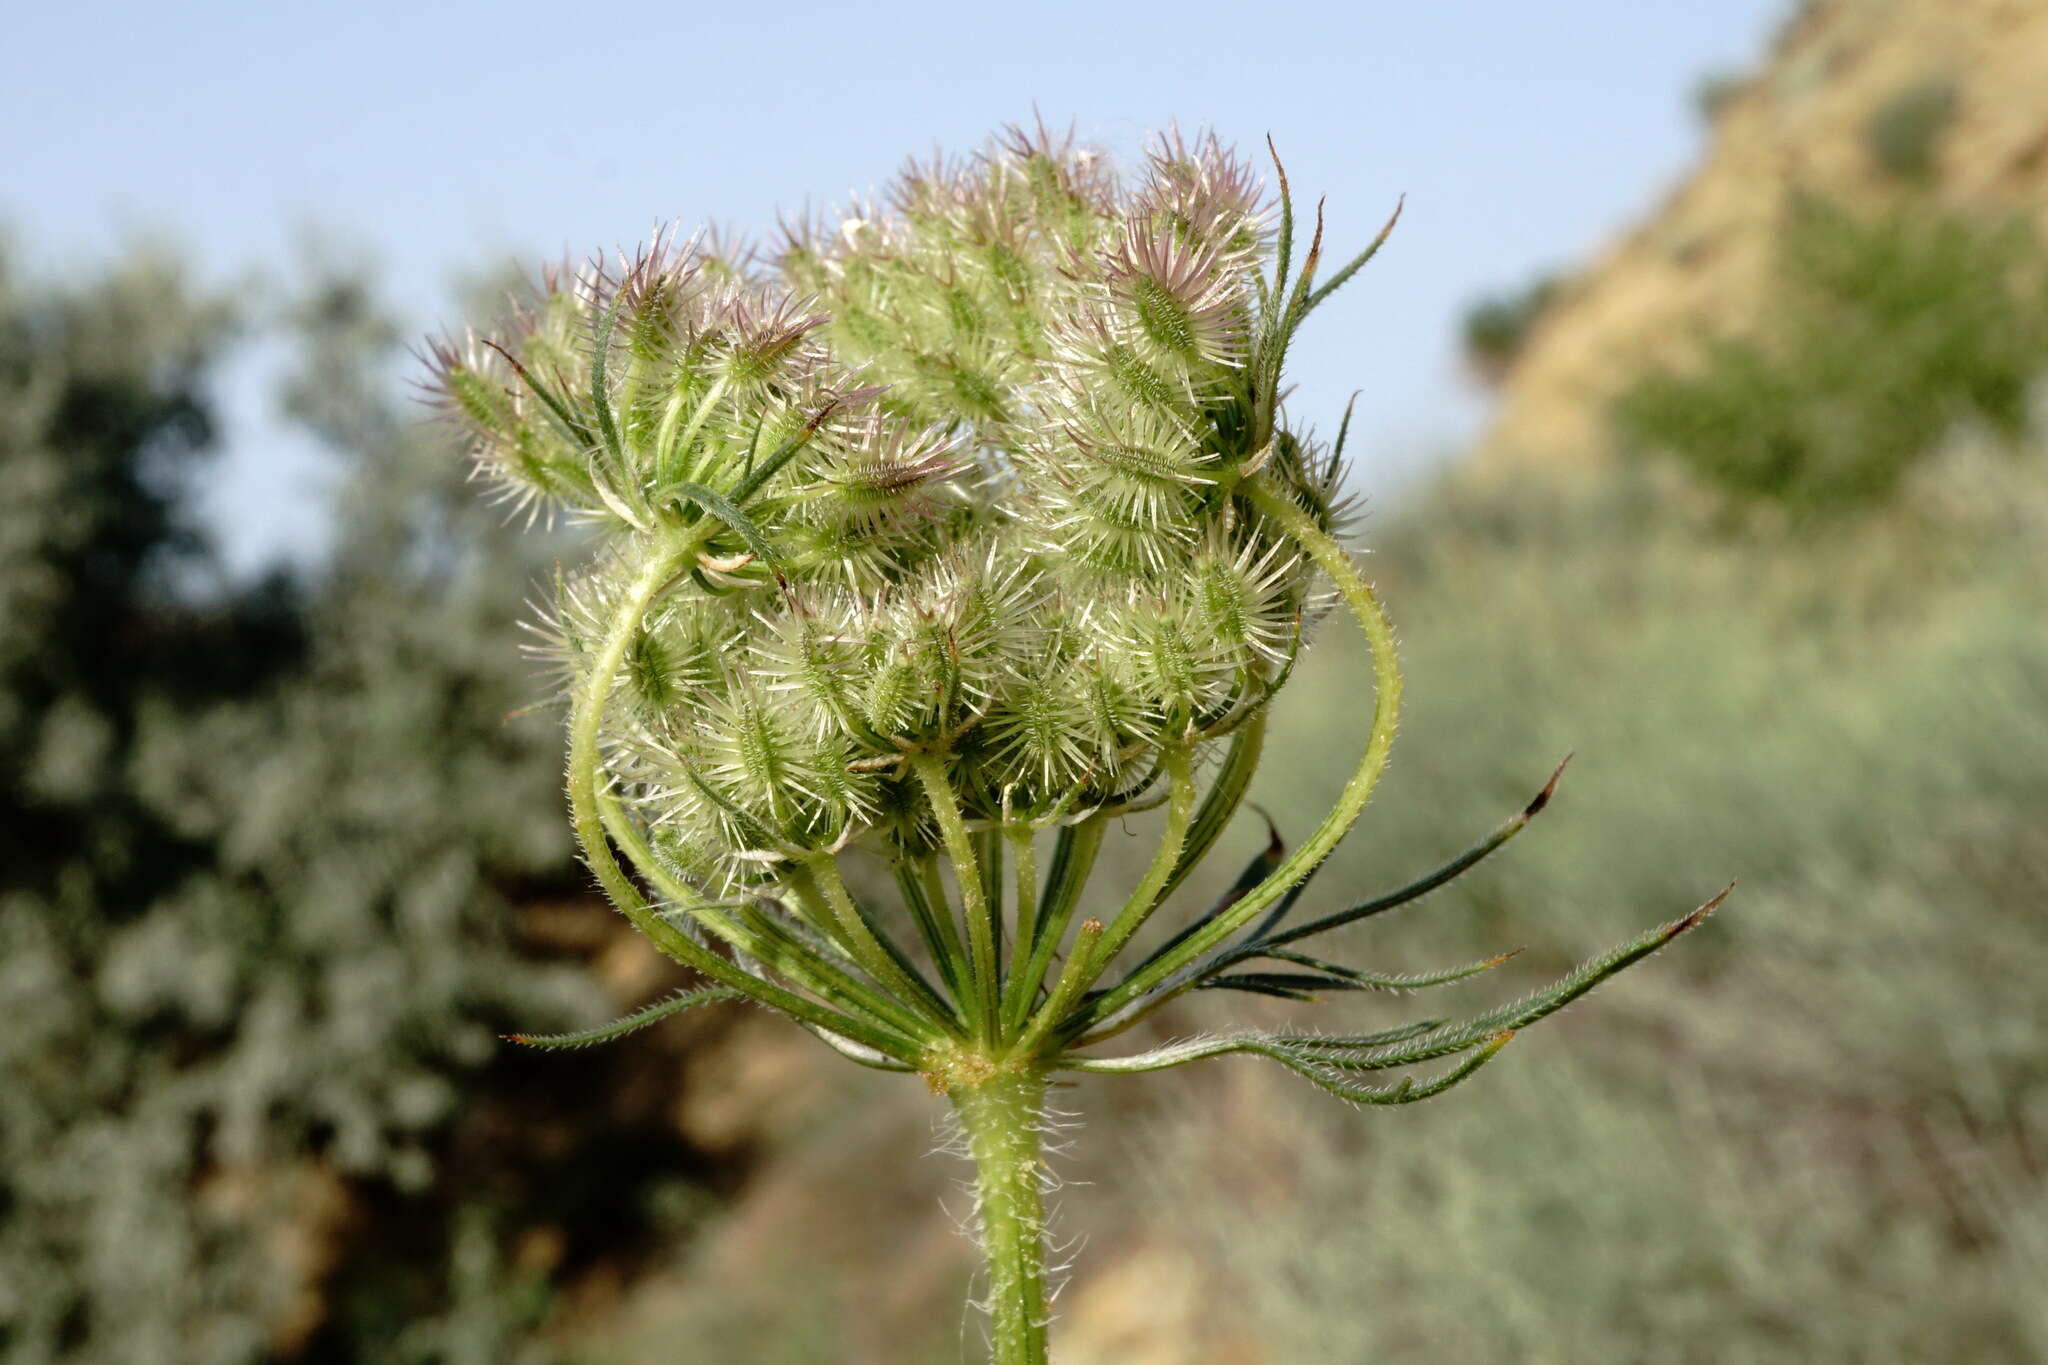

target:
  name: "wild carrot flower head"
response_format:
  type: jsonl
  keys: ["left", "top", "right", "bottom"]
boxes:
{"left": 445, "top": 124, "right": 1723, "bottom": 1365}
{"left": 429, "top": 126, "right": 1339, "bottom": 885}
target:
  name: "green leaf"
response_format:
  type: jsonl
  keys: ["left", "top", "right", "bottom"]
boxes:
{"left": 1058, "top": 1030, "right": 1330, "bottom": 1074}
{"left": 728, "top": 385, "right": 885, "bottom": 504}
{"left": 1299, "top": 1031, "right": 1511, "bottom": 1105}
{"left": 482, "top": 338, "right": 597, "bottom": 451}
{"left": 1303, "top": 195, "right": 1404, "bottom": 316}
{"left": 1277, "top": 194, "right": 1327, "bottom": 349}
{"left": 895, "top": 856, "right": 969, "bottom": 1001}
{"left": 1198, "top": 945, "right": 1517, "bottom": 994}
{"left": 589, "top": 289, "right": 629, "bottom": 469}
{"left": 504, "top": 985, "right": 744, "bottom": 1049}
{"left": 1332, "top": 389, "right": 1360, "bottom": 466}
{"left": 1205, "top": 971, "right": 1357, "bottom": 997}
{"left": 1260, "top": 755, "right": 1570, "bottom": 948}
{"left": 1058, "top": 1024, "right": 1515, "bottom": 1106}
{"left": 1307, "top": 887, "right": 1730, "bottom": 1073}
{"left": 670, "top": 479, "right": 783, "bottom": 571}
{"left": 1135, "top": 802, "right": 1283, "bottom": 976}
{"left": 843, "top": 878, "right": 962, "bottom": 1029}
{"left": 1090, "top": 759, "right": 1548, "bottom": 1029}
{"left": 1266, "top": 135, "right": 1295, "bottom": 317}
{"left": 1284, "top": 1019, "right": 1448, "bottom": 1050}
{"left": 800, "top": 1022, "right": 920, "bottom": 1072}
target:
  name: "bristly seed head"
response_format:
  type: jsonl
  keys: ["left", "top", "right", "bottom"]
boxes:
{"left": 428, "top": 121, "right": 1353, "bottom": 888}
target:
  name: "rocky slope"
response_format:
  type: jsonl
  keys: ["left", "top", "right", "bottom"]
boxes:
{"left": 1481, "top": 0, "right": 2048, "bottom": 467}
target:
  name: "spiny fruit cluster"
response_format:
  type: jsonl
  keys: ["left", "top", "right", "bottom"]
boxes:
{"left": 428, "top": 127, "right": 1346, "bottom": 888}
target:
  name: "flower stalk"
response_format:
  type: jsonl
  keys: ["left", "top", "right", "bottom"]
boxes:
{"left": 951, "top": 1067, "right": 1054, "bottom": 1365}
{"left": 431, "top": 122, "right": 1724, "bottom": 1361}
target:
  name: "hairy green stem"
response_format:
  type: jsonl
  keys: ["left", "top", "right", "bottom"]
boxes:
{"left": 951, "top": 1068, "right": 1051, "bottom": 1365}
{"left": 1158, "top": 711, "right": 1265, "bottom": 907}
{"left": 1002, "top": 825, "right": 1040, "bottom": 1015}
{"left": 1078, "top": 744, "right": 1198, "bottom": 985}
{"left": 595, "top": 792, "right": 932, "bottom": 1046}
{"left": 566, "top": 544, "right": 917, "bottom": 1061}
{"left": 1004, "top": 815, "right": 1105, "bottom": 1036}
{"left": 795, "top": 855, "right": 960, "bottom": 1033}
{"left": 1076, "top": 480, "right": 1403, "bottom": 1037}
{"left": 897, "top": 854, "right": 969, "bottom": 1001}
{"left": 914, "top": 754, "right": 1002, "bottom": 1043}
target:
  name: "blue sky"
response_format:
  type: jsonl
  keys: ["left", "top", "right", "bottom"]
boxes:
{"left": 4, "top": 0, "right": 1785, "bottom": 574}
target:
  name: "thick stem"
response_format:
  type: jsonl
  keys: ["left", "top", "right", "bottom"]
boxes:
{"left": 951, "top": 1068, "right": 1052, "bottom": 1365}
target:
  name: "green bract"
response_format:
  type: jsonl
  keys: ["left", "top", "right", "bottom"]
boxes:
{"left": 428, "top": 123, "right": 1720, "bottom": 1365}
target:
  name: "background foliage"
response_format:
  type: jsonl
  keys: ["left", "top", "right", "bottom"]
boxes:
{"left": 0, "top": 250, "right": 765, "bottom": 1363}
{"left": 1148, "top": 435, "right": 2048, "bottom": 1362}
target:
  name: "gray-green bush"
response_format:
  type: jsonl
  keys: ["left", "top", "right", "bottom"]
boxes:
{"left": 0, "top": 244, "right": 712, "bottom": 1363}
{"left": 1461, "top": 273, "right": 1564, "bottom": 386}
{"left": 1864, "top": 76, "right": 1960, "bottom": 181}
{"left": 1149, "top": 439, "right": 2048, "bottom": 1362}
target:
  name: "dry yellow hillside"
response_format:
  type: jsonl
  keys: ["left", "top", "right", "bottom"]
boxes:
{"left": 1481, "top": 0, "right": 2048, "bottom": 469}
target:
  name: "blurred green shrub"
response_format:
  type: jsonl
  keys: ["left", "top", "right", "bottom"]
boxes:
{"left": 1864, "top": 76, "right": 1960, "bottom": 181}
{"left": 1612, "top": 193, "right": 2048, "bottom": 513}
{"left": 1691, "top": 69, "right": 1748, "bottom": 125}
{"left": 0, "top": 244, "right": 668, "bottom": 1362}
{"left": 1146, "top": 443, "right": 2048, "bottom": 1362}
{"left": 1460, "top": 273, "right": 1564, "bottom": 386}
